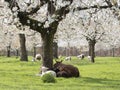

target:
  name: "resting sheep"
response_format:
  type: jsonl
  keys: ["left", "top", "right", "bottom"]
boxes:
{"left": 41, "top": 70, "right": 56, "bottom": 77}
{"left": 40, "top": 66, "right": 56, "bottom": 77}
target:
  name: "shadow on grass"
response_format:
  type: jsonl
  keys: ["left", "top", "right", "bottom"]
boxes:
{"left": 82, "top": 76, "right": 120, "bottom": 88}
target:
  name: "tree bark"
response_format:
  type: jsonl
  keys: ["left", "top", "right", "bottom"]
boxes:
{"left": 33, "top": 46, "right": 36, "bottom": 58}
{"left": 41, "top": 31, "right": 54, "bottom": 69}
{"left": 88, "top": 40, "right": 96, "bottom": 63}
{"left": 53, "top": 42, "right": 58, "bottom": 59}
{"left": 19, "top": 34, "right": 28, "bottom": 61}
{"left": 16, "top": 49, "right": 19, "bottom": 58}
{"left": 6, "top": 45, "right": 11, "bottom": 57}
{"left": 112, "top": 47, "right": 115, "bottom": 57}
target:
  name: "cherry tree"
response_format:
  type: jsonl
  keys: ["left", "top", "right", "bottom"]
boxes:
{"left": 3, "top": 0, "right": 73, "bottom": 69}
{"left": 57, "top": 13, "right": 80, "bottom": 56}
{"left": 3, "top": 0, "right": 120, "bottom": 67}
{"left": 72, "top": 1, "right": 119, "bottom": 62}
{"left": 57, "top": 0, "right": 120, "bottom": 60}
{"left": 103, "top": 21, "right": 120, "bottom": 57}
{"left": 26, "top": 30, "right": 42, "bottom": 59}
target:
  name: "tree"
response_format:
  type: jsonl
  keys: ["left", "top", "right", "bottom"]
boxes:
{"left": 25, "top": 30, "right": 42, "bottom": 59}
{"left": 3, "top": 0, "right": 120, "bottom": 66}
{"left": 103, "top": 23, "right": 120, "bottom": 57}
{"left": 80, "top": 10, "right": 106, "bottom": 63}
{"left": 57, "top": 28, "right": 77, "bottom": 56}
{"left": 73, "top": 7, "right": 117, "bottom": 62}
{"left": 57, "top": 14, "right": 80, "bottom": 56}
{"left": 70, "top": 0, "right": 120, "bottom": 62}
{"left": 19, "top": 33, "right": 28, "bottom": 61}
{"left": 53, "top": 41, "right": 58, "bottom": 58}
{"left": 4, "top": 0, "right": 73, "bottom": 69}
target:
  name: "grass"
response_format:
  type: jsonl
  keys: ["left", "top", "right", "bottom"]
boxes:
{"left": 0, "top": 56, "right": 120, "bottom": 90}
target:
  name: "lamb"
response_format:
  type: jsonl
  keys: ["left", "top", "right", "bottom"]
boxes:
{"left": 36, "top": 66, "right": 56, "bottom": 77}
{"left": 41, "top": 66, "right": 56, "bottom": 77}
{"left": 77, "top": 54, "right": 84, "bottom": 60}
{"left": 41, "top": 70, "right": 56, "bottom": 77}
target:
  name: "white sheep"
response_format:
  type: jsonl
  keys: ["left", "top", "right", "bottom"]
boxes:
{"left": 36, "top": 66, "right": 56, "bottom": 77}
{"left": 36, "top": 66, "right": 49, "bottom": 76}
{"left": 87, "top": 56, "right": 92, "bottom": 61}
{"left": 41, "top": 70, "right": 56, "bottom": 77}
{"left": 77, "top": 54, "right": 84, "bottom": 60}
{"left": 65, "top": 56, "right": 71, "bottom": 61}
{"left": 41, "top": 66, "right": 49, "bottom": 73}
{"left": 41, "top": 66, "right": 56, "bottom": 77}
{"left": 35, "top": 54, "right": 42, "bottom": 61}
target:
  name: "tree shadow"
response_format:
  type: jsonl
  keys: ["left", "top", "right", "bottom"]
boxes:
{"left": 81, "top": 76, "right": 120, "bottom": 88}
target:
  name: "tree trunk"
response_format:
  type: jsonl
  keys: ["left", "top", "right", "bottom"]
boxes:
{"left": 68, "top": 42, "right": 70, "bottom": 56}
{"left": 16, "top": 49, "right": 19, "bottom": 58}
{"left": 53, "top": 42, "right": 58, "bottom": 59}
{"left": 88, "top": 40, "right": 96, "bottom": 63}
{"left": 6, "top": 45, "right": 11, "bottom": 57}
{"left": 19, "top": 34, "right": 28, "bottom": 61}
{"left": 65, "top": 47, "right": 67, "bottom": 56}
{"left": 112, "top": 47, "right": 115, "bottom": 57}
{"left": 33, "top": 46, "right": 36, "bottom": 58}
{"left": 41, "top": 32, "right": 54, "bottom": 69}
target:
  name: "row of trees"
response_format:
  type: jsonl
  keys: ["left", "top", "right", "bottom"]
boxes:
{"left": 0, "top": 0, "right": 120, "bottom": 70}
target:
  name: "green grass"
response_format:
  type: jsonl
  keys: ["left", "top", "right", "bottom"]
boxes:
{"left": 0, "top": 56, "right": 120, "bottom": 90}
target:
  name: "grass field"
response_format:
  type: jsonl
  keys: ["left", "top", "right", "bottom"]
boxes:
{"left": 0, "top": 56, "right": 120, "bottom": 90}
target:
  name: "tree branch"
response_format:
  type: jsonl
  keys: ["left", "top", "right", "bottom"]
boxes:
{"left": 75, "top": 5, "right": 113, "bottom": 11}
{"left": 105, "top": 0, "right": 113, "bottom": 6}
{"left": 4, "top": 0, "right": 48, "bottom": 15}
{"left": 17, "top": 12, "right": 45, "bottom": 33}
{"left": 55, "top": 0, "right": 73, "bottom": 22}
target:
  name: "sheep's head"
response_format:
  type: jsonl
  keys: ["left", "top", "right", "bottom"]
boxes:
{"left": 41, "top": 66, "right": 49, "bottom": 73}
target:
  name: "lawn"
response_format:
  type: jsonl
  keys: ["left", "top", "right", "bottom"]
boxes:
{"left": 0, "top": 56, "right": 120, "bottom": 90}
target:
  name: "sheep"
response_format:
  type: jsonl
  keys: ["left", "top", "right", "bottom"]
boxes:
{"left": 77, "top": 54, "right": 84, "bottom": 60}
{"left": 36, "top": 66, "right": 56, "bottom": 77}
{"left": 36, "top": 66, "right": 49, "bottom": 76}
{"left": 41, "top": 66, "right": 49, "bottom": 73}
{"left": 41, "top": 66, "right": 56, "bottom": 77}
{"left": 31, "top": 54, "right": 42, "bottom": 62}
{"left": 87, "top": 56, "right": 92, "bottom": 61}
{"left": 65, "top": 56, "right": 71, "bottom": 61}
{"left": 41, "top": 70, "right": 56, "bottom": 77}
{"left": 35, "top": 54, "right": 42, "bottom": 61}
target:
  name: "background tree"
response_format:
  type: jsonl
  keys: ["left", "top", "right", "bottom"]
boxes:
{"left": 57, "top": 12, "right": 82, "bottom": 56}
{"left": 70, "top": 0, "right": 120, "bottom": 62}
{"left": 103, "top": 23, "right": 120, "bottom": 57}
{"left": 19, "top": 33, "right": 28, "bottom": 61}
{"left": 3, "top": 0, "right": 120, "bottom": 66}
